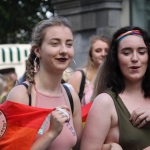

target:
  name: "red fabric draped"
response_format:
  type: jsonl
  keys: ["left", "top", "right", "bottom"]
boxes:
{"left": 82, "top": 102, "right": 92, "bottom": 122}
{"left": 0, "top": 101, "right": 55, "bottom": 150}
{"left": 0, "top": 100, "right": 93, "bottom": 149}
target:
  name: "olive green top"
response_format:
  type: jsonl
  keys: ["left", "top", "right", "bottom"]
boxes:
{"left": 105, "top": 89, "right": 150, "bottom": 150}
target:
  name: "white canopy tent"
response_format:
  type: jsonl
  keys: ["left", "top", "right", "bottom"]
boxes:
{"left": 0, "top": 44, "right": 31, "bottom": 78}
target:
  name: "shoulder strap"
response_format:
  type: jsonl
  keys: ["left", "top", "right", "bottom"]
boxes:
{"left": 77, "top": 70, "right": 86, "bottom": 101}
{"left": 21, "top": 83, "right": 32, "bottom": 106}
{"left": 63, "top": 84, "right": 74, "bottom": 114}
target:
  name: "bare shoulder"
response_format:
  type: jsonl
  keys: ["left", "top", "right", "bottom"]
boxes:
{"left": 68, "top": 70, "right": 83, "bottom": 82}
{"left": 68, "top": 69, "right": 84, "bottom": 93}
{"left": 7, "top": 84, "right": 29, "bottom": 105}
{"left": 92, "top": 93, "right": 115, "bottom": 109}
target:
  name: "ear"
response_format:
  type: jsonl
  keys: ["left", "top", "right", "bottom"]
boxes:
{"left": 33, "top": 45, "right": 41, "bottom": 58}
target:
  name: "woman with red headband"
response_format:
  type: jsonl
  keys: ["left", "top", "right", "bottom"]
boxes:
{"left": 80, "top": 26, "right": 150, "bottom": 150}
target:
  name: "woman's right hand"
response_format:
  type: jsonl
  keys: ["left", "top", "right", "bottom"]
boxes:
{"left": 48, "top": 105, "right": 70, "bottom": 137}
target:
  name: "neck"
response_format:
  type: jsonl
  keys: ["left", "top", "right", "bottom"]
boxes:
{"left": 86, "top": 65, "right": 99, "bottom": 84}
{"left": 34, "top": 69, "right": 63, "bottom": 95}
{"left": 94, "top": 63, "right": 99, "bottom": 71}
{"left": 124, "top": 79, "right": 143, "bottom": 94}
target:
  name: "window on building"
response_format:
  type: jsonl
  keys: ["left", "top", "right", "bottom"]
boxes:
{"left": 130, "top": 0, "right": 150, "bottom": 32}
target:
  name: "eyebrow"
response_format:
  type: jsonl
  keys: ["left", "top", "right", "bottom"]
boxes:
{"left": 121, "top": 47, "right": 147, "bottom": 51}
{"left": 50, "top": 38, "right": 73, "bottom": 42}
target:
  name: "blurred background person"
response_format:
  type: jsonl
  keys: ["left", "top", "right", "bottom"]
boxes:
{"left": 0, "top": 68, "right": 18, "bottom": 82}
{"left": 62, "top": 67, "right": 75, "bottom": 91}
{"left": 0, "top": 74, "right": 7, "bottom": 102}
{"left": 0, "top": 74, "right": 16, "bottom": 103}
{"left": 62, "top": 67, "right": 73, "bottom": 83}
{"left": 68, "top": 35, "right": 110, "bottom": 106}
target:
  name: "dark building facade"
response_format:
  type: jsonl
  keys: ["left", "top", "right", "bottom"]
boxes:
{"left": 51, "top": 0, "right": 150, "bottom": 69}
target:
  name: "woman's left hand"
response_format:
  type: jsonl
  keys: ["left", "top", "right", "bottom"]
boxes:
{"left": 129, "top": 108, "right": 150, "bottom": 128}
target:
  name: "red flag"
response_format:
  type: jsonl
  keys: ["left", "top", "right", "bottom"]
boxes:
{"left": 0, "top": 101, "right": 55, "bottom": 150}
{"left": 82, "top": 102, "right": 93, "bottom": 122}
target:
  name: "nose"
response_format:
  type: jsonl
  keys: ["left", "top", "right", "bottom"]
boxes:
{"left": 102, "top": 49, "right": 107, "bottom": 57}
{"left": 131, "top": 52, "right": 138, "bottom": 62}
{"left": 60, "top": 44, "right": 67, "bottom": 54}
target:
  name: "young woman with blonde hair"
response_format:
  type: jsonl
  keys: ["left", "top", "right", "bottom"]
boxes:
{"left": 68, "top": 35, "right": 110, "bottom": 106}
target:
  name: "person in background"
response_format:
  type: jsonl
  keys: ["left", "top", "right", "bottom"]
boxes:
{"left": 62, "top": 67, "right": 75, "bottom": 91}
{"left": 0, "top": 74, "right": 16, "bottom": 103}
{"left": 0, "top": 74, "right": 7, "bottom": 102}
{"left": 9, "top": 71, "right": 18, "bottom": 83}
{"left": 0, "top": 68, "right": 18, "bottom": 85}
{"left": 68, "top": 35, "right": 110, "bottom": 106}
{"left": 63, "top": 67, "right": 73, "bottom": 83}
{"left": 80, "top": 26, "right": 150, "bottom": 150}
{"left": 7, "top": 16, "right": 82, "bottom": 150}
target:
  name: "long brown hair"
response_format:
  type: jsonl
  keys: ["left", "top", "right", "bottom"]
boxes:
{"left": 92, "top": 26, "right": 150, "bottom": 99}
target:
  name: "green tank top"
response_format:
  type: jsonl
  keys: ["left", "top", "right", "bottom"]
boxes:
{"left": 105, "top": 89, "right": 150, "bottom": 150}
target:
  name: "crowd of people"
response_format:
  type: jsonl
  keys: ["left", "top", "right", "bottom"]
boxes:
{"left": 0, "top": 16, "right": 150, "bottom": 150}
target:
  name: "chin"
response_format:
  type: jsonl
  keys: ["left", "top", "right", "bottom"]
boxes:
{"left": 128, "top": 77, "right": 143, "bottom": 82}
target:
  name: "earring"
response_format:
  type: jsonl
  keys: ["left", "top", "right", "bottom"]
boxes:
{"left": 72, "top": 59, "right": 76, "bottom": 65}
{"left": 34, "top": 57, "right": 39, "bottom": 74}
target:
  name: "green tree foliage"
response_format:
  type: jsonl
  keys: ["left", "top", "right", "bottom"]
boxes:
{"left": 0, "top": 0, "right": 54, "bottom": 44}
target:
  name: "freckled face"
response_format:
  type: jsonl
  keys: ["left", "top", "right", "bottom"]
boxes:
{"left": 91, "top": 40, "right": 109, "bottom": 67}
{"left": 39, "top": 26, "right": 74, "bottom": 73}
{"left": 118, "top": 35, "right": 148, "bottom": 82}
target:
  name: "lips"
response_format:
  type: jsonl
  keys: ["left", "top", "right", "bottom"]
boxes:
{"left": 56, "top": 58, "right": 68, "bottom": 62}
{"left": 130, "top": 66, "right": 140, "bottom": 69}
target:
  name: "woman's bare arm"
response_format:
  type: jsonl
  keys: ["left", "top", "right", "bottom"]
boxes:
{"left": 80, "top": 93, "right": 115, "bottom": 150}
